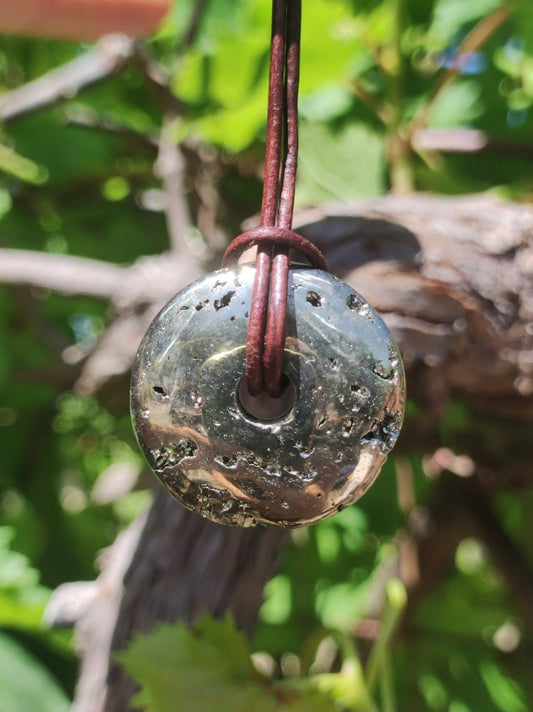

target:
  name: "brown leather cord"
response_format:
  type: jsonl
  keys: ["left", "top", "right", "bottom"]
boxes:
{"left": 248, "top": 0, "right": 290, "bottom": 398}
{"left": 222, "top": 227, "right": 328, "bottom": 271}
{"left": 263, "top": 0, "right": 299, "bottom": 397}
{"left": 223, "top": 0, "right": 329, "bottom": 398}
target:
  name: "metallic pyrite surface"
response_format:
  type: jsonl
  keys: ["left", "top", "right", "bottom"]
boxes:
{"left": 130, "top": 266, "right": 405, "bottom": 527}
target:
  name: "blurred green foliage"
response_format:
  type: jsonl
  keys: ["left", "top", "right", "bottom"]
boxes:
{"left": 0, "top": 0, "right": 532, "bottom": 709}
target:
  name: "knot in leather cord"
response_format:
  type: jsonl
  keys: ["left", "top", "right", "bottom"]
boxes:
{"left": 223, "top": 227, "right": 328, "bottom": 272}
{"left": 224, "top": 0, "right": 329, "bottom": 399}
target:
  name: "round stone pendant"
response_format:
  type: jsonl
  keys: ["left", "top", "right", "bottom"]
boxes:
{"left": 130, "top": 266, "right": 405, "bottom": 527}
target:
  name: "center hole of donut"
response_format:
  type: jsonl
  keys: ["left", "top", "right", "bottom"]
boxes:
{"left": 237, "top": 375, "right": 296, "bottom": 422}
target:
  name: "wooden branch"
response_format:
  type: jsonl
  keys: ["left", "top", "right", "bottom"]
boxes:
{"left": 0, "top": 248, "right": 127, "bottom": 299}
{"left": 74, "top": 252, "right": 204, "bottom": 395}
{"left": 295, "top": 194, "right": 533, "bottom": 419}
{"left": 63, "top": 106, "right": 158, "bottom": 151}
{"left": 0, "top": 25, "right": 195, "bottom": 132}
{"left": 0, "top": 35, "right": 135, "bottom": 123}
{"left": 155, "top": 117, "right": 194, "bottom": 255}
{"left": 412, "top": 127, "right": 533, "bottom": 158}
{"left": 0, "top": 247, "right": 203, "bottom": 392}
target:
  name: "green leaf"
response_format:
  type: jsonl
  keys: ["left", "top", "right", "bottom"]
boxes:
{"left": 298, "top": 86, "right": 355, "bottom": 123}
{"left": 173, "top": 0, "right": 368, "bottom": 152}
{"left": 0, "top": 187, "right": 12, "bottom": 218}
{"left": 515, "top": 0, "right": 533, "bottom": 51}
{"left": 315, "top": 580, "right": 371, "bottom": 629}
{"left": 296, "top": 120, "right": 386, "bottom": 206}
{"left": 427, "top": 80, "right": 484, "bottom": 127}
{"left": 312, "top": 671, "right": 375, "bottom": 712}
{"left": 119, "top": 616, "right": 337, "bottom": 712}
{"left": 119, "top": 616, "right": 261, "bottom": 712}
{"left": 260, "top": 574, "right": 292, "bottom": 625}
{"left": 8, "top": 112, "right": 117, "bottom": 186}
{"left": 0, "top": 632, "right": 69, "bottom": 712}
{"left": 418, "top": 673, "right": 449, "bottom": 710}
{"left": 413, "top": 571, "right": 509, "bottom": 637}
{"left": 0, "top": 527, "right": 50, "bottom": 630}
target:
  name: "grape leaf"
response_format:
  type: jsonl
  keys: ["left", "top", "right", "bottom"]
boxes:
{"left": 119, "top": 616, "right": 337, "bottom": 712}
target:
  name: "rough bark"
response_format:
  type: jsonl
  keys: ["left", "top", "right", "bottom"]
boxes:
{"left": 296, "top": 194, "right": 533, "bottom": 421}
{"left": 37, "top": 194, "right": 533, "bottom": 711}
{"left": 105, "top": 487, "right": 288, "bottom": 710}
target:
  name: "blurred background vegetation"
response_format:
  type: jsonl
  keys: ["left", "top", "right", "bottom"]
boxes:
{"left": 0, "top": 0, "right": 532, "bottom": 710}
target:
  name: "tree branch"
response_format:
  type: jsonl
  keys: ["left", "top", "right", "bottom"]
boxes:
{"left": 62, "top": 106, "right": 158, "bottom": 151}
{"left": 155, "top": 117, "right": 195, "bottom": 254}
{"left": 0, "top": 248, "right": 126, "bottom": 299}
{"left": 0, "top": 35, "right": 135, "bottom": 124}
{"left": 180, "top": 0, "right": 211, "bottom": 51}
{"left": 130, "top": 1, "right": 212, "bottom": 257}
{"left": 411, "top": 127, "right": 533, "bottom": 157}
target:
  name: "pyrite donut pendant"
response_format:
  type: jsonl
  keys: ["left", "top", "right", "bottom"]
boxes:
{"left": 130, "top": 266, "right": 405, "bottom": 528}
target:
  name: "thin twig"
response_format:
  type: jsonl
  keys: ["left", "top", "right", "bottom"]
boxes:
{"left": 155, "top": 116, "right": 194, "bottom": 254}
{"left": 0, "top": 35, "right": 135, "bottom": 124}
{"left": 350, "top": 81, "right": 388, "bottom": 124}
{"left": 464, "top": 482, "right": 533, "bottom": 633}
{"left": 181, "top": 0, "right": 211, "bottom": 51}
{"left": 63, "top": 107, "right": 159, "bottom": 151}
{"left": 131, "top": 51, "right": 194, "bottom": 252}
{"left": 131, "top": 0, "right": 210, "bottom": 114}
{"left": 131, "top": 44, "right": 183, "bottom": 116}
{"left": 134, "top": 0, "right": 211, "bottom": 255}
{"left": 366, "top": 580, "right": 406, "bottom": 694}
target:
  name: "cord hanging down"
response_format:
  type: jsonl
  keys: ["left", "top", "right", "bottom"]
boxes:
{"left": 223, "top": 0, "right": 328, "bottom": 398}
